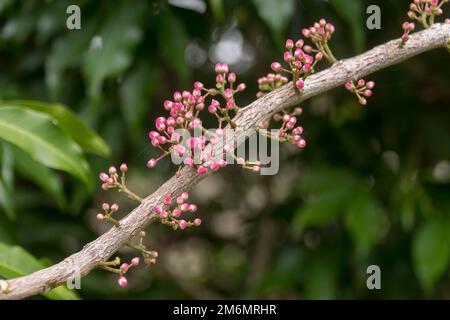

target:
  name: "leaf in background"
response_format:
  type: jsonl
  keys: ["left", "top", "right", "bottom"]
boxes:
{"left": 252, "top": 0, "right": 294, "bottom": 44}
{"left": 0, "top": 0, "right": 15, "bottom": 14}
{"left": 0, "top": 242, "right": 80, "bottom": 300}
{"left": 0, "top": 142, "right": 15, "bottom": 219}
{"left": 330, "top": 0, "right": 365, "bottom": 52}
{"left": 293, "top": 167, "right": 358, "bottom": 234}
{"left": 303, "top": 251, "right": 340, "bottom": 299}
{"left": 157, "top": 11, "right": 191, "bottom": 82}
{"left": 46, "top": 17, "right": 98, "bottom": 99}
{"left": 119, "top": 61, "right": 159, "bottom": 140}
{"left": 12, "top": 146, "right": 65, "bottom": 209}
{"left": 0, "top": 107, "right": 92, "bottom": 188}
{"left": 82, "top": 1, "right": 146, "bottom": 100}
{"left": 0, "top": 2, "right": 39, "bottom": 43}
{"left": 344, "top": 192, "right": 383, "bottom": 255}
{"left": 2, "top": 101, "right": 110, "bottom": 157}
{"left": 208, "top": 0, "right": 224, "bottom": 22}
{"left": 412, "top": 218, "right": 450, "bottom": 292}
{"left": 292, "top": 189, "right": 349, "bottom": 234}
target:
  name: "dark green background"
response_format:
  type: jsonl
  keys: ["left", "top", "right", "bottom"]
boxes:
{"left": 0, "top": 0, "right": 449, "bottom": 299}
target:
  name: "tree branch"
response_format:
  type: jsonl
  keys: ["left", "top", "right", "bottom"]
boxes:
{"left": 1, "top": 23, "right": 449, "bottom": 300}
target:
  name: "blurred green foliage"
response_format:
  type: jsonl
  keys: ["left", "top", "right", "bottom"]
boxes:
{"left": 0, "top": 0, "right": 449, "bottom": 299}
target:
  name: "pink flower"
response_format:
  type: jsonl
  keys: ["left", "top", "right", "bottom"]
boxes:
{"left": 271, "top": 62, "right": 282, "bottom": 72}
{"left": 172, "top": 209, "right": 181, "bottom": 218}
{"left": 119, "top": 163, "right": 128, "bottom": 172}
{"left": 147, "top": 159, "right": 157, "bottom": 168}
{"left": 178, "top": 220, "right": 189, "bottom": 230}
{"left": 296, "top": 79, "right": 305, "bottom": 90}
{"left": 164, "top": 194, "right": 172, "bottom": 205}
{"left": 194, "top": 218, "right": 202, "bottom": 226}
{"left": 118, "top": 276, "right": 128, "bottom": 288}
{"left": 131, "top": 257, "right": 140, "bottom": 266}
{"left": 197, "top": 166, "right": 208, "bottom": 175}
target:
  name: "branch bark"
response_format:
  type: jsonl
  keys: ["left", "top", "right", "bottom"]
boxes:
{"left": 1, "top": 23, "right": 449, "bottom": 300}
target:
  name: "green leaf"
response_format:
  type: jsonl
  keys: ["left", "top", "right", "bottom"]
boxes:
{"left": 0, "top": 142, "right": 15, "bottom": 219}
{"left": 344, "top": 192, "right": 383, "bottom": 255}
{"left": 2, "top": 100, "right": 110, "bottom": 157}
{"left": 45, "top": 17, "right": 98, "bottom": 99}
{"left": 119, "top": 61, "right": 158, "bottom": 140}
{"left": 292, "top": 189, "right": 349, "bottom": 233}
{"left": 331, "top": 0, "right": 365, "bottom": 52}
{"left": 0, "top": 242, "right": 80, "bottom": 300}
{"left": 0, "top": 107, "right": 92, "bottom": 188}
{"left": 156, "top": 11, "right": 191, "bottom": 82}
{"left": 12, "top": 146, "right": 65, "bottom": 209}
{"left": 208, "top": 0, "right": 224, "bottom": 22}
{"left": 82, "top": 1, "right": 146, "bottom": 100}
{"left": 252, "top": 0, "right": 294, "bottom": 44}
{"left": 412, "top": 218, "right": 450, "bottom": 292}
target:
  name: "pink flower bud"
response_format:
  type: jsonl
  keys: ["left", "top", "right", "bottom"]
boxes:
{"left": 218, "top": 159, "right": 227, "bottom": 167}
{"left": 172, "top": 209, "right": 181, "bottom": 218}
{"left": 344, "top": 82, "right": 353, "bottom": 91}
{"left": 271, "top": 62, "right": 282, "bottom": 72}
{"left": 111, "top": 203, "right": 119, "bottom": 212}
{"left": 197, "top": 166, "right": 208, "bottom": 175}
{"left": 285, "top": 39, "right": 294, "bottom": 49}
{"left": 131, "top": 257, "right": 140, "bottom": 266}
{"left": 154, "top": 204, "right": 163, "bottom": 214}
{"left": 359, "top": 97, "right": 367, "bottom": 105}
{"left": 181, "top": 192, "right": 189, "bottom": 200}
{"left": 99, "top": 172, "right": 109, "bottom": 182}
{"left": 296, "top": 79, "right": 305, "bottom": 90}
{"left": 178, "top": 220, "right": 189, "bottom": 230}
{"left": 147, "top": 159, "right": 157, "bottom": 169}
{"left": 183, "top": 157, "right": 194, "bottom": 166}
{"left": 109, "top": 166, "right": 117, "bottom": 175}
{"left": 164, "top": 194, "right": 172, "bottom": 205}
{"left": 160, "top": 211, "right": 168, "bottom": 219}
{"left": 357, "top": 79, "right": 366, "bottom": 87}
{"left": 189, "top": 204, "right": 198, "bottom": 213}
{"left": 181, "top": 203, "right": 190, "bottom": 212}
{"left": 96, "top": 213, "right": 104, "bottom": 220}
{"left": 120, "top": 263, "right": 129, "bottom": 273}
{"left": 194, "top": 81, "right": 204, "bottom": 90}
{"left": 120, "top": 163, "right": 128, "bottom": 172}
{"left": 237, "top": 83, "right": 246, "bottom": 91}
{"left": 194, "top": 218, "right": 202, "bottom": 226}
{"left": 366, "top": 81, "right": 375, "bottom": 89}
{"left": 210, "top": 161, "right": 220, "bottom": 171}
{"left": 303, "top": 45, "right": 313, "bottom": 53}
{"left": 118, "top": 276, "right": 128, "bottom": 288}
{"left": 102, "top": 203, "right": 110, "bottom": 211}
{"left": 283, "top": 51, "right": 293, "bottom": 62}
{"left": 302, "top": 28, "right": 310, "bottom": 37}
{"left": 297, "top": 139, "right": 307, "bottom": 148}
{"left": 295, "top": 39, "right": 304, "bottom": 48}
{"left": 228, "top": 72, "right": 236, "bottom": 83}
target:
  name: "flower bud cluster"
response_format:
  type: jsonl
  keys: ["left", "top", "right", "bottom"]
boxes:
{"left": 407, "top": 0, "right": 448, "bottom": 28}
{"left": 261, "top": 107, "right": 307, "bottom": 149}
{"left": 344, "top": 79, "right": 376, "bottom": 106}
{"left": 147, "top": 64, "right": 246, "bottom": 174}
{"left": 154, "top": 192, "right": 202, "bottom": 230}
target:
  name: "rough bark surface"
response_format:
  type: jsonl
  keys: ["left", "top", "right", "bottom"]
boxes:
{"left": 1, "top": 23, "right": 449, "bottom": 300}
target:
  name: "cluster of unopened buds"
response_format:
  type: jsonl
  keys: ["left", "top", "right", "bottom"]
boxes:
{"left": 99, "top": 231, "right": 158, "bottom": 288}
{"left": 344, "top": 79, "right": 376, "bottom": 106}
{"left": 100, "top": 256, "right": 140, "bottom": 288}
{"left": 146, "top": 63, "right": 266, "bottom": 175}
{"left": 98, "top": 164, "right": 143, "bottom": 202}
{"left": 401, "top": 0, "right": 449, "bottom": 45}
{"left": 96, "top": 202, "right": 120, "bottom": 227}
{"left": 154, "top": 192, "right": 202, "bottom": 230}
{"left": 260, "top": 107, "right": 306, "bottom": 149}
{"left": 258, "top": 18, "right": 375, "bottom": 109}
